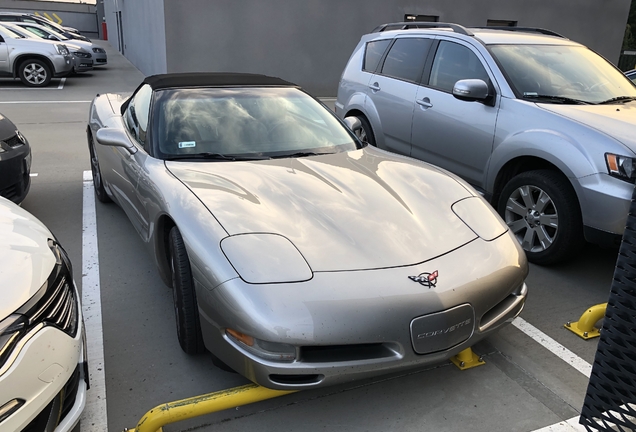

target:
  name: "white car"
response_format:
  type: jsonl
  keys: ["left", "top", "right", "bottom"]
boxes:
{"left": 0, "top": 197, "right": 87, "bottom": 431}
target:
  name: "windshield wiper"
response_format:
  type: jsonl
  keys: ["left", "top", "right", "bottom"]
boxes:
{"left": 164, "top": 152, "right": 269, "bottom": 161}
{"left": 270, "top": 151, "right": 334, "bottom": 159}
{"left": 522, "top": 94, "right": 592, "bottom": 105}
{"left": 598, "top": 96, "right": 636, "bottom": 105}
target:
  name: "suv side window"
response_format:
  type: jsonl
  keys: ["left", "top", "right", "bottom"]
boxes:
{"left": 363, "top": 40, "right": 391, "bottom": 73}
{"left": 124, "top": 84, "right": 152, "bottom": 148}
{"left": 429, "top": 41, "right": 489, "bottom": 92}
{"left": 380, "top": 38, "right": 432, "bottom": 83}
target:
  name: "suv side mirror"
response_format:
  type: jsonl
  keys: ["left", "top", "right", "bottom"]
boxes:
{"left": 48, "top": 34, "right": 58, "bottom": 41}
{"left": 453, "top": 79, "right": 489, "bottom": 102}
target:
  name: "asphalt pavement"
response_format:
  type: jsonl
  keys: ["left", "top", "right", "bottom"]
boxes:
{"left": 0, "top": 41, "right": 620, "bottom": 432}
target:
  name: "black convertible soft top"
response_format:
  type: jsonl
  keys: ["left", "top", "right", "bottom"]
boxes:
{"left": 143, "top": 73, "right": 297, "bottom": 90}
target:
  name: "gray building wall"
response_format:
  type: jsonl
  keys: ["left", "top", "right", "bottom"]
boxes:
{"left": 103, "top": 0, "right": 630, "bottom": 95}
{"left": 104, "top": 0, "right": 167, "bottom": 76}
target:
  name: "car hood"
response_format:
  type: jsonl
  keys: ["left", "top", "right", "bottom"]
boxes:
{"left": 166, "top": 148, "right": 480, "bottom": 272}
{"left": 0, "top": 198, "right": 56, "bottom": 321}
{"left": 539, "top": 101, "right": 636, "bottom": 153}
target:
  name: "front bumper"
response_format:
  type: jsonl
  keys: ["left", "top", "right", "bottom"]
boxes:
{"left": 0, "top": 284, "right": 87, "bottom": 432}
{"left": 198, "top": 232, "right": 528, "bottom": 390}
{"left": 0, "top": 142, "right": 31, "bottom": 204}
{"left": 72, "top": 56, "right": 93, "bottom": 73}
{"left": 92, "top": 52, "right": 107, "bottom": 66}
{"left": 576, "top": 173, "right": 633, "bottom": 242}
{"left": 51, "top": 54, "right": 74, "bottom": 77}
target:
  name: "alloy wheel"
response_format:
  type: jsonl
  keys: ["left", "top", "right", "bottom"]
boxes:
{"left": 504, "top": 184, "right": 558, "bottom": 253}
{"left": 23, "top": 63, "right": 47, "bottom": 85}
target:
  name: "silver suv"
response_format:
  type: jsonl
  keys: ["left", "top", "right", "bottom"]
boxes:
{"left": 336, "top": 23, "right": 636, "bottom": 265}
{"left": 0, "top": 23, "right": 73, "bottom": 86}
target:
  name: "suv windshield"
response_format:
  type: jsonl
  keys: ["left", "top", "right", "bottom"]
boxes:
{"left": 153, "top": 87, "right": 359, "bottom": 160}
{"left": 490, "top": 44, "right": 636, "bottom": 104}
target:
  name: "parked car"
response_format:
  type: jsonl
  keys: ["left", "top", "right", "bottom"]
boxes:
{"left": 0, "top": 12, "right": 90, "bottom": 42}
{"left": 0, "top": 196, "right": 87, "bottom": 431}
{"left": 32, "top": 12, "right": 83, "bottom": 37}
{"left": 0, "top": 24, "right": 73, "bottom": 86}
{"left": 87, "top": 72, "right": 528, "bottom": 390}
{"left": 8, "top": 22, "right": 106, "bottom": 66}
{"left": 0, "top": 113, "right": 31, "bottom": 204}
{"left": 626, "top": 69, "right": 636, "bottom": 84}
{"left": 3, "top": 23, "right": 92, "bottom": 74}
{"left": 336, "top": 23, "right": 636, "bottom": 265}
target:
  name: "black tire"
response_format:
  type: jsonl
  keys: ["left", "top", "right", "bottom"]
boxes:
{"left": 498, "top": 169, "right": 584, "bottom": 265}
{"left": 18, "top": 59, "right": 52, "bottom": 87}
{"left": 356, "top": 116, "right": 376, "bottom": 147}
{"left": 169, "top": 227, "right": 206, "bottom": 354}
{"left": 88, "top": 134, "right": 112, "bottom": 203}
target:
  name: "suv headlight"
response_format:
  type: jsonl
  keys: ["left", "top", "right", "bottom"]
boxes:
{"left": 606, "top": 153, "right": 636, "bottom": 183}
{"left": 55, "top": 44, "right": 70, "bottom": 56}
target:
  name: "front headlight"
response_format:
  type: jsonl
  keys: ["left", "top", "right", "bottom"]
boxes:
{"left": 55, "top": 44, "right": 70, "bottom": 56}
{"left": 226, "top": 328, "right": 296, "bottom": 362}
{"left": 606, "top": 153, "right": 636, "bottom": 183}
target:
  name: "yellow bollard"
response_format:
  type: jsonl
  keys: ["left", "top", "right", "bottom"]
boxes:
{"left": 565, "top": 303, "right": 607, "bottom": 340}
{"left": 450, "top": 347, "right": 485, "bottom": 370}
{"left": 125, "top": 384, "right": 297, "bottom": 432}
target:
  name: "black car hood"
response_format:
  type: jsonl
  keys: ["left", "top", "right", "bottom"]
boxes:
{"left": 0, "top": 113, "right": 17, "bottom": 141}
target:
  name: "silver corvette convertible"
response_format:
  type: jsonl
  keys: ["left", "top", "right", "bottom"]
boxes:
{"left": 87, "top": 73, "right": 528, "bottom": 390}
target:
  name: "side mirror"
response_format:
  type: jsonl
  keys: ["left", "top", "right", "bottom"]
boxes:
{"left": 95, "top": 128, "right": 135, "bottom": 152}
{"left": 344, "top": 116, "right": 362, "bottom": 132}
{"left": 48, "top": 34, "right": 58, "bottom": 41}
{"left": 452, "top": 79, "right": 489, "bottom": 102}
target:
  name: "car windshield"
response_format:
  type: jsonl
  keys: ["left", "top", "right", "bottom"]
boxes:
{"left": 490, "top": 44, "right": 636, "bottom": 104}
{"left": 153, "top": 87, "right": 359, "bottom": 160}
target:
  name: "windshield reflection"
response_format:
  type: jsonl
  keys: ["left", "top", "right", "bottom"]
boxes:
{"left": 152, "top": 87, "right": 358, "bottom": 160}
{"left": 490, "top": 44, "right": 636, "bottom": 104}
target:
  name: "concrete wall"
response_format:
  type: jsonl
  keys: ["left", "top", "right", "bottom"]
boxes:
{"left": 162, "top": 0, "right": 631, "bottom": 96}
{"left": 0, "top": 0, "right": 98, "bottom": 37}
{"left": 104, "top": 0, "right": 167, "bottom": 76}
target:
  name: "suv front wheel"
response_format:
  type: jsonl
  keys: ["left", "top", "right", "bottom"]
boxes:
{"left": 498, "top": 169, "right": 583, "bottom": 265}
{"left": 19, "top": 59, "right": 52, "bottom": 87}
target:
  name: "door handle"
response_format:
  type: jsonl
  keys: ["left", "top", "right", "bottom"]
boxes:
{"left": 368, "top": 82, "right": 381, "bottom": 92}
{"left": 416, "top": 98, "right": 433, "bottom": 108}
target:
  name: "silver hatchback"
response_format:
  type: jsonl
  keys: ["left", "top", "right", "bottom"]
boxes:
{"left": 336, "top": 23, "right": 636, "bottom": 265}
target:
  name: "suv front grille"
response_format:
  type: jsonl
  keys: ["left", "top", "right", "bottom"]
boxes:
{"left": 2, "top": 134, "right": 23, "bottom": 148}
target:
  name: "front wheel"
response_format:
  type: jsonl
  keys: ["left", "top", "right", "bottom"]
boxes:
{"left": 88, "top": 134, "right": 111, "bottom": 203}
{"left": 355, "top": 116, "right": 376, "bottom": 147}
{"left": 498, "top": 170, "right": 583, "bottom": 265}
{"left": 18, "top": 59, "right": 52, "bottom": 87}
{"left": 169, "top": 227, "right": 206, "bottom": 354}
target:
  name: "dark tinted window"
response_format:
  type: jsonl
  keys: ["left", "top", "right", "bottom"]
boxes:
{"left": 0, "top": 16, "right": 18, "bottom": 22}
{"left": 429, "top": 41, "right": 489, "bottom": 92}
{"left": 363, "top": 40, "right": 391, "bottom": 73}
{"left": 381, "top": 38, "right": 432, "bottom": 83}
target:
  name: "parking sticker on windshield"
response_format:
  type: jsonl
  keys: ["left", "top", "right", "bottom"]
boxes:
{"left": 178, "top": 141, "right": 196, "bottom": 148}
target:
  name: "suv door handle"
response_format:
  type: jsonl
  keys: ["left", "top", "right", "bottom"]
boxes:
{"left": 369, "top": 82, "right": 381, "bottom": 92}
{"left": 416, "top": 98, "right": 433, "bottom": 109}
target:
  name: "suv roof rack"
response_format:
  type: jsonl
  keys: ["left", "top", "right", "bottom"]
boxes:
{"left": 471, "top": 26, "right": 566, "bottom": 38}
{"left": 372, "top": 22, "right": 474, "bottom": 37}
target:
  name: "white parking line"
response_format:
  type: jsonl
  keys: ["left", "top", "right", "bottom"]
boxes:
{"left": 513, "top": 317, "right": 593, "bottom": 432}
{"left": 80, "top": 170, "right": 108, "bottom": 432}
{"left": 58, "top": 78, "right": 66, "bottom": 90}
{"left": 29, "top": 173, "right": 38, "bottom": 177}
{"left": 0, "top": 79, "right": 67, "bottom": 90}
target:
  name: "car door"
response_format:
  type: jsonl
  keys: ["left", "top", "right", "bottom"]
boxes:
{"left": 366, "top": 37, "right": 433, "bottom": 156}
{"left": 101, "top": 85, "right": 153, "bottom": 237}
{"left": 410, "top": 39, "right": 498, "bottom": 188}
